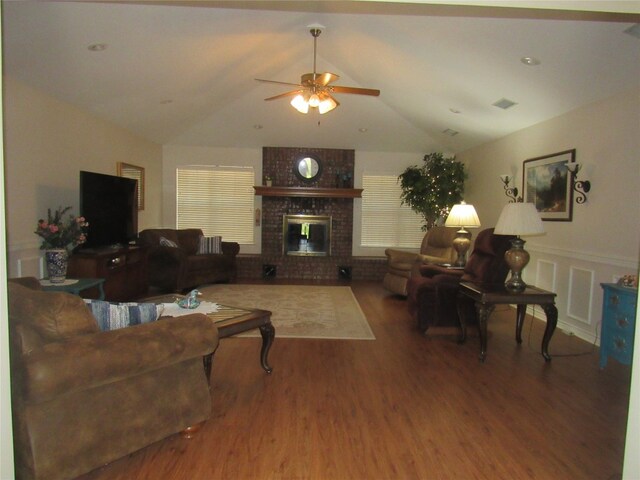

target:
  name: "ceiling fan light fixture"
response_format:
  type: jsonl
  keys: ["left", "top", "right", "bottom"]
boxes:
{"left": 291, "top": 94, "right": 310, "bottom": 114}
{"left": 308, "top": 93, "right": 321, "bottom": 107}
{"left": 318, "top": 95, "right": 338, "bottom": 114}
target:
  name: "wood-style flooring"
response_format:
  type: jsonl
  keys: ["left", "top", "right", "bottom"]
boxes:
{"left": 79, "top": 280, "right": 631, "bottom": 480}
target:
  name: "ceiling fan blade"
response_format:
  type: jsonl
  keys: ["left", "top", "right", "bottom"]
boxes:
{"left": 316, "top": 72, "right": 339, "bottom": 86}
{"left": 330, "top": 85, "right": 380, "bottom": 96}
{"left": 255, "top": 78, "right": 303, "bottom": 88}
{"left": 264, "top": 90, "right": 302, "bottom": 101}
{"left": 300, "top": 72, "right": 340, "bottom": 87}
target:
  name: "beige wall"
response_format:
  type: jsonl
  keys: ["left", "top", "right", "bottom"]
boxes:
{"left": 2, "top": 77, "right": 163, "bottom": 277}
{"left": 458, "top": 87, "right": 640, "bottom": 342}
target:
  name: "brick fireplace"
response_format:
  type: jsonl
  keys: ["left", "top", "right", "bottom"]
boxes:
{"left": 235, "top": 146, "right": 386, "bottom": 281}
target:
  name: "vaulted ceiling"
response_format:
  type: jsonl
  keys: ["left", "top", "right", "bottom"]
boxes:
{"left": 3, "top": 1, "right": 639, "bottom": 154}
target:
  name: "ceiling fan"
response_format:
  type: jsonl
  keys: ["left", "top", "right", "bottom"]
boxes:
{"left": 255, "top": 28, "right": 380, "bottom": 115}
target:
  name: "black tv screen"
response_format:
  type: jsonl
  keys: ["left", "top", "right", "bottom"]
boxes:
{"left": 79, "top": 171, "right": 138, "bottom": 249}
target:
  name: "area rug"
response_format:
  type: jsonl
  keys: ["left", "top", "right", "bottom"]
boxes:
{"left": 197, "top": 284, "right": 375, "bottom": 340}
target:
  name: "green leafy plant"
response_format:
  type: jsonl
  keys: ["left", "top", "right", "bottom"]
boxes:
{"left": 398, "top": 152, "right": 466, "bottom": 230}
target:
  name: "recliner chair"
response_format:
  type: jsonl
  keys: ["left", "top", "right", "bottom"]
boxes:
{"left": 406, "top": 228, "right": 514, "bottom": 334}
{"left": 383, "top": 226, "right": 458, "bottom": 296}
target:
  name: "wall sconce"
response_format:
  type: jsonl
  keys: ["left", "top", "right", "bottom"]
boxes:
{"left": 566, "top": 163, "right": 591, "bottom": 204}
{"left": 499, "top": 175, "right": 520, "bottom": 202}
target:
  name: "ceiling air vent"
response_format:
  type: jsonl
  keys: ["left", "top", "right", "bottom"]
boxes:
{"left": 492, "top": 98, "right": 518, "bottom": 110}
{"left": 442, "top": 128, "right": 459, "bottom": 136}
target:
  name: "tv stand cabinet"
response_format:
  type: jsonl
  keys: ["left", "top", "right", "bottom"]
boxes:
{"left": 68, "top": 246, "right": 148, "bottom": 301}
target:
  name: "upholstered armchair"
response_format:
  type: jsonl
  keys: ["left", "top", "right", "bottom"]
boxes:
{"left": 406, "top": 228, "right": 514, "bottom": 334}
{"left": 8, "top": 278, "right": 219, "bottom": 480}
{"left": 383, "top": 226, "right": 458, "bottom": 296}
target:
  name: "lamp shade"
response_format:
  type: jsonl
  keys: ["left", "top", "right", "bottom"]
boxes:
{"left": 318, "top": 95, "right": 338, "bottom": 114}
{"left": 494, "top": 202, "right": 545, "bottom": 236}
{"left": 445, "top": 202, "right": 481, "bottom": 228}
{"left": 290, "top": 94, "right": 309, "bottom": 114}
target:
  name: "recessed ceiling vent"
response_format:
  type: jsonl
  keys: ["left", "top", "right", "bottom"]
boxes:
{"left": 442, "top": 128, "right": 459, "bottom": 136}
{"left": 624, "top": 24, "right": 640, "bottom": 40}
{"left": 492, "top": 98, "right": 518, "bottom": 110}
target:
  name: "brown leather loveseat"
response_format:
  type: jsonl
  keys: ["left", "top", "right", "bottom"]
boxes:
{"left": 138, "top": 228, "right": 239, "bottom": 293}
{"left": 8, "top": 277, "right": 219, "bottom": 480}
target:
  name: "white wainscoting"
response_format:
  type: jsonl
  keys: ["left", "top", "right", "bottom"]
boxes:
{"left": 523, "top": 244, "right": 637, "bottom": 346}
{"left": 8, "top": 241, "right": 44, "bottom": 279}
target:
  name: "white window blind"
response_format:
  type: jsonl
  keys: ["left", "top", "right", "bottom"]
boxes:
{"left": 361, "top": 175, "right": 424, "bottom": 248}
{"left": 176, "top": 167, "right": 254, "bottom": 244}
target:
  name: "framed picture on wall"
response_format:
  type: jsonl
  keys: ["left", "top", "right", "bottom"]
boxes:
{"left": 522, "top": 149, "right": 575, "bottom": 221}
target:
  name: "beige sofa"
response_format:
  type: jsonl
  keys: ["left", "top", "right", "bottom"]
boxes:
{"left": 8, "top": 277, "right": 219, "bottom": 480}
{"left": 383, "top": 226, "right": 458, "bottom": 296}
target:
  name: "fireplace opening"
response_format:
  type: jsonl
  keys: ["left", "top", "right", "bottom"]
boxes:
{"left": 283, "top": 215, "right": 331, "bottom": 256}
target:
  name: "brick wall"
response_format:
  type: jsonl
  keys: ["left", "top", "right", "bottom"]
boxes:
{"left": 238, "top": 146, "right": 386, "bottom": 281}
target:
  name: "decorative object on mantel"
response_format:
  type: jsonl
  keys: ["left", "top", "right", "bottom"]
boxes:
{"left": 494, "top": 202, "right": 545, "bottom": 292}
{"left": 35, "top": 206, "right": 88, "bottom": 283}
{"left": 566, "top": 162, "right": 591, "bottom": 204}
{"left": 444, "top": 201, "right": 481, "bottom": 267}
{"left": 398, "top": 152, "right": 466, "bottom": 230}
{"left": 255, "top": 27, "right": 380, "bottom": 115}
{"left": 523, "top": 149, "right": 575, "bottom": 222}
{"left": 499, "top": 174, "right": 521, "bottom": 202}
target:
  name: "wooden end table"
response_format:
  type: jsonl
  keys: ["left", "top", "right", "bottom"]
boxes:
{"left": 457, "top": 282, "right": 558, "bottom": 362}
{"left": 40, "top": 277, "right": 106, "bottom": 300}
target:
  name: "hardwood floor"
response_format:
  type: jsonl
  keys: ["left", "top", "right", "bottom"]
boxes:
{"left": 79, "top": 280, "right": 631, "bottom": 480}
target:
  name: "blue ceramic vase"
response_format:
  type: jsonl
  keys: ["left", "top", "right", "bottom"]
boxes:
{"left": 45, "top": 249, "right": 69, "bottom": 283}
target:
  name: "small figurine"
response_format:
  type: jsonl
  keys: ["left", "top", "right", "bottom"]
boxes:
{"left": 175, "top": 289, "right": 201, "bottom": 309}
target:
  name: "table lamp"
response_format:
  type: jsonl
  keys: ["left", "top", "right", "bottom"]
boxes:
{"left": 494, "top": 202, "right": 545, "bottom": 292}
{"left": 444, "top": 201, "right": 481, "bottom": 267}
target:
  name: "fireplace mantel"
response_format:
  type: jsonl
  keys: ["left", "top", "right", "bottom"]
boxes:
{"left": 254, "top": 186, "right": 363, "bottom": 198}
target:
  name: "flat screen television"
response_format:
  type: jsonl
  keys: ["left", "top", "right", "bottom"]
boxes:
{"left": 79, "top": 170, "right": 138, "bottom": 249}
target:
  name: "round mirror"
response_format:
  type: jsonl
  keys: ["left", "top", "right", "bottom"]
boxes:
{"left": 294, "top": 156, "right": 322, "bottom": 182}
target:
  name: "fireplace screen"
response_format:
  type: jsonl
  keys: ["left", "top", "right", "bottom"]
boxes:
{"left": 283, "top": 215, "right": 331, "bottom": 256}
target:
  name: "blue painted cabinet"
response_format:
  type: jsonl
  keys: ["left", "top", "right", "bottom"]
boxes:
{"left": 599, "top": 283, "right": 637, "bottom": 368}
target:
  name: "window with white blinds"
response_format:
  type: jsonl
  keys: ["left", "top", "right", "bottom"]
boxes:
{"left": 361, "top": 174, "right": 424, "bottom": 248}
{"left": 176, "top": 167, "right": 255, "bottom": 244}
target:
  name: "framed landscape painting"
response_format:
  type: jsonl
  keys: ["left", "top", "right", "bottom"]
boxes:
{"left": 523, "top": 149, "right": 575, "bottom": 221}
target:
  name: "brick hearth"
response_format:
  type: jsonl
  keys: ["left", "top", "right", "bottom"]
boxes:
{"left": 236, "top": 146, "right": 386, "bottom": 281}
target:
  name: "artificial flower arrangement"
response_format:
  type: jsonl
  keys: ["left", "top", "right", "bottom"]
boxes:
{"left": 35, "top": 206, "right": 88, "bottom": 251}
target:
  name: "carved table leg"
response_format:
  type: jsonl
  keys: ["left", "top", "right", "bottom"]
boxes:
{"left": 259, "top": 322, "right": 275, "bottom": 374}
{"left": 515, "top": 304, "right": 527, "bottom": 344}
{"left": 456, "top": 293, "right": 468, "bottom": 344}
{"left": 475, "top": 302, "right": 495, "bottom": 363}
{"left": 540, "top": 303, "right": 558, "bottom": 362}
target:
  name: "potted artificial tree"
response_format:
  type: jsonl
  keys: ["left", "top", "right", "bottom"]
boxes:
{"left": 398, "top": 152, "right": 466, "bottom": 230}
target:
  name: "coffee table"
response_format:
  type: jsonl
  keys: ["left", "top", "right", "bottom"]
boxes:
{"left": 145, "top": 294, "right": 274, "bottom": 379}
